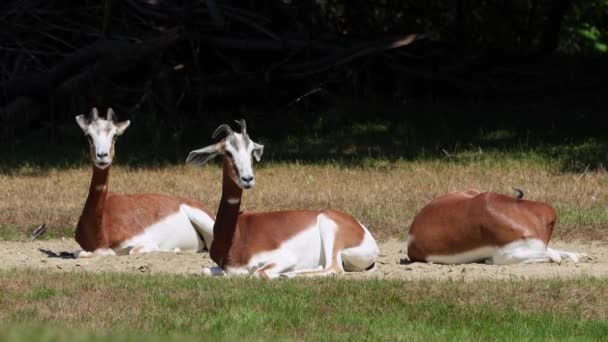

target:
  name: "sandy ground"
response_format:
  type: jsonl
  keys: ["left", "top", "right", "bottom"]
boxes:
{"left": 0, "top": 239, "right": 606, "bottom": 281}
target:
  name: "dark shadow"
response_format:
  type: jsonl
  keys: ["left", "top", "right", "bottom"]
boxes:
{"left": 38, "top": 248, "right": 75, "bottom": 259}
{"left": 2, "top": 93, "right": 607, "bottom": 173}
{"left": 398, "top": 257, "right": 490, "bottom": 265}
{"left": 399, "top": 258, "right": 413, "bottom": 265}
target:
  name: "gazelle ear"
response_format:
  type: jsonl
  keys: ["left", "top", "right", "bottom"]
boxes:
{"left": 252, "top": 142, "right": 264, "bottom": 162}
{"left": 187, "top": 143, "right": 223, "bottom": 166}
{"left": 115, "top": 120, "right": 130, "bottom": 136}
{"left": 75, "top": 115, "right": 89, "bottom": 133}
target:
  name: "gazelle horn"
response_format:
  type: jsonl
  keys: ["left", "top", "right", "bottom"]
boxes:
{"left": 212, "top": 124, "right": 234, "bottom": 139}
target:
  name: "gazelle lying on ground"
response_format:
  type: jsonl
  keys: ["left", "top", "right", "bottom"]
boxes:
{"left": 186, "top": 120, "right": 379, "bottom": 278}
{"left": 407, "top": 189, "right": 585, "bottom": 264}
{"left": 73, "top": 108, "right": 214, "bottom": 258}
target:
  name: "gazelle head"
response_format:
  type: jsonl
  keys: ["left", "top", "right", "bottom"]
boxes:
{"left": 187, "top": 119, "right": 264, "bottom": 189}
{"left": 75, "top": 108, "right": 130, "bottom": 169}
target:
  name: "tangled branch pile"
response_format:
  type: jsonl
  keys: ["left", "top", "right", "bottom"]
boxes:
{"left": 0, "top": 0, "right": 606, "bottom": 140}
{"left": 0, "top": 1, "right": 423, "bottom": 136}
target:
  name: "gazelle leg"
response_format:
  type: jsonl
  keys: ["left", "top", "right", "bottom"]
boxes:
{"left": 279, "top": 250, "right": 343, "bottom": 278}
{"left": 73, "top": 250, "right": 94, "bottom": 258}
{"left": 279, "top": 215, "right": 342, "bottom": 278}
{"left": 202, "top": 267, "right": 227, "bottom": 276}
{"left": 491, "top": 239, "right": 562, "bottom": 265}
{"left": 253, "top": 250, "right": 298, "bottom": 279}
{"left": 491, "top": 250, "right": 559, "bottom": 265}
{"left": 318, "top": 214, "right": 339, "bottom": 269}
{"left": 129, "top": 243, "right": 160, "bottom": 255}
{"left": 95, "top": 248, "right": 117, "bottom": 256}
{"left": 547, "top": 248, "right": 586, "bottom": 263}
{"left": 73, "top": 248, "right": 116, "bottom": 258}
{"left": 181, "top": 205, "right": 215, "bottom": 251}
{"left": 280, "top": 267, "right": 338, "bottom": 278}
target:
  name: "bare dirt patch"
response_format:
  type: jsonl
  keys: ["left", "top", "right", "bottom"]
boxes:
{"left": 1, "top": 239, "right": 606, "bottom": 281}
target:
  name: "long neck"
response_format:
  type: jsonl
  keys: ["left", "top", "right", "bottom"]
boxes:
{"left": 76, "top": 164, "right": 110, "bottom": 250}
{"left": 210, "top": 157, "right": 243, "bottom": 267}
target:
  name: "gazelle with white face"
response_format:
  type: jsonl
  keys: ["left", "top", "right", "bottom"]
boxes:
{"left": 188, "top": 121, "right": 263, "bottom": 189}
{"left": 76, "top": 108, "right": 129, "bottom": 169}
{"left": 187, "top": 120, "right": 379, "bottom": 279}
{"left": 73, "top": 107, "right": 215, "bottom": 258}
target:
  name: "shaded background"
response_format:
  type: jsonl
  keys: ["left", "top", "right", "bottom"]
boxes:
{"left": 1, "top": 0, "right": 607, "bottom": 169}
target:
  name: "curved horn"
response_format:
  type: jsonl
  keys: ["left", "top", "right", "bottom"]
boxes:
{"left": 512, "top": 187, "right": 524, "bottom": 199}
{"left": 212, "top": 124, "right": 234, "bottom": 139}
{"left": 234, "top": 119, "right": 247, "bottom": 135}
{"left": 90, "top": 107, "right": 99, "bottom": 121}
{"left": 106, "top": 108, "right": 115, "bottom": 121}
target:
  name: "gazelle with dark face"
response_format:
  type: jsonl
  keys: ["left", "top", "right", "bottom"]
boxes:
{"left": 187, "top": 120, "right": 379, "bottom": 278}
{"left": 74, "top": 108, "right": 215, "bottom": 258}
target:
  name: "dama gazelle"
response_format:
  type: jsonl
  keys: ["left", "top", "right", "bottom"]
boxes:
{"left": 186, "top": 120, "right": 379, "bottom": 278}
{"left": 407, "top": 189, "right": 585, "bottom": 264}
{"left": 73, "top": 108, "right": 214, "bottom": 258}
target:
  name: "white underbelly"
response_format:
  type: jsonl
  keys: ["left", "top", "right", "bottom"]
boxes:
{"left": 118, "top": 210, "right": 203, "bottom": 253}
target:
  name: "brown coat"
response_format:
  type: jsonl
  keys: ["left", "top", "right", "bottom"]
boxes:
{"left": 210, "top": 157, "right": 365, "bottom": 270}
{"left": 407, "top": 190, "right": 556, "bottom": 262}
{"left": 75, "top": 166, "right": 213, "bottom": 251}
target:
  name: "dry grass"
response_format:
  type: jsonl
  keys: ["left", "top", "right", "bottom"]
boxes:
{"left": 1, "top": 157, "right": 608, "bottom": 241}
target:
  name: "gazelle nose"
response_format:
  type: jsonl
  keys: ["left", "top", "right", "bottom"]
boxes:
{"left": 241, "top": 176, "right": 254, "bottom": 183}
{"left": 97, "top": 152, "right": 108, "bottom": 158}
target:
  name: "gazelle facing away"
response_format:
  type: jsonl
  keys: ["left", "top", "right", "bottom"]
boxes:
{"left": 407, "top": 189, "right": 585, "bottom": 264}
{"left": 74, "top": 108, "right": 214, "bottom": 258}
{"left": 186, "top": 120, "right": 379, "bottom": 278}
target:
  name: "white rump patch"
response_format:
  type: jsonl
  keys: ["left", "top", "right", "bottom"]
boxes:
{"left": 227, "top": 197, "right": 240, "bottom": 205}
{"left": 341, "top": 222, "right": 379, "bottom": 271}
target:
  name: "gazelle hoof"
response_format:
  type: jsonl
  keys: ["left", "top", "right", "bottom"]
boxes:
{"left": 202, "top": 266, "right": 226, "bottom": 276}
{"left": 73, "top": 250, "right": 93, "bottom": 258}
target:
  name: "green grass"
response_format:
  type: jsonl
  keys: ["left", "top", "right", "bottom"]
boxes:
{"left": 0, "top": 325, "right": 187, "bottom": 342}
{"left": 1, "top": 269, "right": 607, "bottom": 341}
{"left": 560, "top": 207, "right": 608, "bottom": 226}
